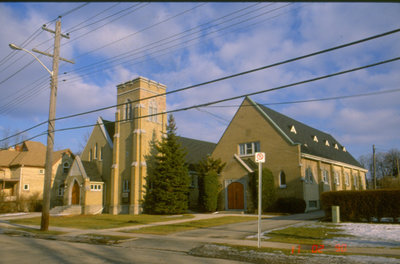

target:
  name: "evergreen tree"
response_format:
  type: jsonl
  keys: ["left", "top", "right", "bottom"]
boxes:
{"left": 197, "top": 156, "right": 226, "bottom": 212}
{"left": 143, "top": 115, "right": 190, "bottom": 214}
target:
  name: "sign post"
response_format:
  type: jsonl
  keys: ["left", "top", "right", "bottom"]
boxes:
{"left": 255, "top": 152, "right": 265, "bottom": 248}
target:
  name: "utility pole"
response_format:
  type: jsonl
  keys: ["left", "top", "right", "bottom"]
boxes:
{"left": 34, "top": 19, "right": 73, "bottom": 231}
{"left": 373, "top": 144, "right": 376, "bottom": 190}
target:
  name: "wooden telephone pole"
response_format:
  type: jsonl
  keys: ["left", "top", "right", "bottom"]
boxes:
{"left": 35, "top": 19, "right": 74, "bottom": 231}
{"left": 373, "top": 144, "right": 376, "bottom": 190}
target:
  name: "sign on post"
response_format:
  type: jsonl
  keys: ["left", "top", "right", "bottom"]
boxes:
{"left": 255, "top": 152, "right": 265, "bottom": 248}
{"left": 255, "top": 152, "right": 265, "bottom": 163}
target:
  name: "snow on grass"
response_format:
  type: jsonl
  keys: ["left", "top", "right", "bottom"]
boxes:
{"left": 324, "top": 222, "right": 400, "bottom": 248}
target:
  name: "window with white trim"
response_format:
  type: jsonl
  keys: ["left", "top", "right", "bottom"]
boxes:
{"left": 305, "top": 167, "right": 314, "bottom": 183}
{"left": 353, "top": 173, "right": 358, "bottom": 188}
{"left": 239, "top": 141, "right": 260, "bottom": 156}
{"left": 334, "top": 171, "right": 340, "bottom": 186}
{"left": 39, "top": 169, "right": 44, "bottom": 174}
{"left": 345, "top": 172, "right": 350, "bottom": 186}
{"left": 90, "top": 184, "right": 102, "bottom": 191}
{"left": 322, "top": 169, "right": 329, "bottom": 184}
{"left": 23, "top": 184, "right": 29, "bottom": 191}
{"left": 148, "top": 100, "right": 157, "bottom": 122}
{"left": 279, "top": 171, "right": 286, "bottom": 188}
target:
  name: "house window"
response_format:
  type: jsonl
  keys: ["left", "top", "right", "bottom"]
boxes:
{"left": 309, "top": 200, "right": 318, "bottom": 208}
{"left": 334, "top": 171, "right": 340, "bottom": 186}
{"left": 57, "top": 184, "right": 65, "bottom": 196}
{"left": 279, "top": 171, "right": 286, "bottom": 188}
{"left": 322, "top": 169, "right": 329, "bottom": 184}
{"left": 39, "top": 169, "right": 44, "bottom": 174}
{"left": 305, "top": 167, "right": 314, "bottom": 183}
{"left": 345, "top": 172, "right": 350, "bottom": 186}
{"left": 63, "top": 162, "right": 70, "bottom": 174}
{"left": 122, "top": 180, "right": 130, "bottom": 192}
{"left": 23, "top": 184, "right": 29, "bottom": 191}
{"left": 239, "top": 141, "right": 260, "bottom": 156}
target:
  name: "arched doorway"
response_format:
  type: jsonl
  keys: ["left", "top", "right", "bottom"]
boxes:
{"left": 228, "top": 182, "right": 244, "bottom": 209}
{"left": 71, "top": 181, "right": 80, "bottom": 205}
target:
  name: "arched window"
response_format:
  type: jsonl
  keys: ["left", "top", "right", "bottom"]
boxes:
{"left": 279, "top": 171, "right": 286, "bottom": 188}
{"left": 148, "top": 100, "right": 158, "bottom": 122}
{"left": 305, "top": 167, "right": 314, "bottom": 183}
{"left": 125, "top": 99, "right": 132, "bottom": 120}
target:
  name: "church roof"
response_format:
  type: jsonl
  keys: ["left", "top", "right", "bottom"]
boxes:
{"left": 80, "top": 160, "right": 103, "bottom": 182}
{"left": 247, "top": 97, "right": 362, "bottom": 168}
{"left": 177, "top": 136, "right": 216, "bottom": 165}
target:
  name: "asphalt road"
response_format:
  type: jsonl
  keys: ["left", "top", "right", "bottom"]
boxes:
{"left": 0, "top": 234, "right": 247, "bottom": 264}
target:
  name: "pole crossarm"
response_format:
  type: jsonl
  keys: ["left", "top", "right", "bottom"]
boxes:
{"left": 32, "top": 48, "right": 75, "bottom": 64}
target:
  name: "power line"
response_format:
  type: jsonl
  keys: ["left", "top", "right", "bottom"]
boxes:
{"left": 1, "top": 2, "right": 293, "bottom": 111}
{"left": 3, "top": 55, "right": 398, "bottom": 147}
{"left": 1, "top": 26, "right": 399, "bottom": 140}
{"left": 205, "top": 88, "right": 400, "bottom": 108}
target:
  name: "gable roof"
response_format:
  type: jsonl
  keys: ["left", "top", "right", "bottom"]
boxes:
{"left": 246, "top": 97, "right": 362, "bottom": 168}
{"left": 0, "top": 141, "right": 71, "bottom": 168}
{"left": 177, "top": 136, "right": 216, "bottom": 165}
{"left": 98, "top": 117, "right": 114, "bottom": 147}
{"left": 80, "top": 160, "right": 103, "bottom": 182}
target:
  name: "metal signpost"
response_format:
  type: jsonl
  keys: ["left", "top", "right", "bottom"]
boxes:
{"left": 255, "top": 152, "right": 265, "bottom": 248}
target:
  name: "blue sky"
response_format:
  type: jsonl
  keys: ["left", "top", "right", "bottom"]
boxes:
{"left": 0, "top": 2, "right": 399, "bottom": 162}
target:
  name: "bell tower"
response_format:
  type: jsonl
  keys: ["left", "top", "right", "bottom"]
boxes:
{"left": 110, "top": 76, "right": 166, "bottom": 214}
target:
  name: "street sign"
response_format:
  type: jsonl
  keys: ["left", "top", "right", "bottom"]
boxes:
{"left": 255, "top": 152, "right": 265, "bottom": 163}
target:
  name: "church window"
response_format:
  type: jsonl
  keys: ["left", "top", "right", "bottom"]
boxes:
{"left": 239, "top": 141, "right": 260, "bottom": 156}
{"left": 334, "top": 171, "right": 340, "bottom": 186}
{"left": 279, "top": 171, "right": 286, "bottom": 188}
{"left": 148, "top": 101, "right": 158, "bottom": 122}
{"left": 125, "top": 99, "right": 133, "bottom": 120}
{"left": 322, "top": 169, "right": 329, "bottom": 184}
{"left": 305, "top": 167, "right": 314, "bottom": 183}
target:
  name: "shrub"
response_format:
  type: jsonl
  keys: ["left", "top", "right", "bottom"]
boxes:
{"left": 249, "top": 168, "right": 276, "bottom": 212}
{"left": 201, "top": 170, "right": 219, "bottom": 212}
{"left": 276, "top": 197, "right": 306, "bottom": 214}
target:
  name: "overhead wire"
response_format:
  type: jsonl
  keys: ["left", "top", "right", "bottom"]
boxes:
{"left": 64, "top": 2, "right": 278, "bottom": 80}
{"left": 1, "top": 27, "right": 399, "bottom": 140}
{"left": 2, "top": 54, "right": 399, "bottom": 148}
{"left": 3, "top": 2, "right": 287, "bottom": 112}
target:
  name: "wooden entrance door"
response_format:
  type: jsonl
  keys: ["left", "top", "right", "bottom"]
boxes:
{"left": 228, "top": 182, "right": 244, "bottom": 209}
{"left": 71, "top": 182, "right": 80, "bottom": 205}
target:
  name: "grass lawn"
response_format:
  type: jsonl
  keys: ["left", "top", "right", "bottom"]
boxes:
{"left": 263, "top": 223, "right": 352, "bottom": 245}
{"left": 128, "top": 216, "right": 257, "bottom": 235}
{"left": 9, "top": 214, "right": 194, "bottom": 229}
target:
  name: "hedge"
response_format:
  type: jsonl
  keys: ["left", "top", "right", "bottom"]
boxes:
{"left": 320, "top": 190, "right": 400, "bottom": 222}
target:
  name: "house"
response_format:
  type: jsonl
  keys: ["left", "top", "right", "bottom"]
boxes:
{"left": 0, "top": 141, "right": 74, "bottom": 207}
{"left": 212, "top": 97, "right": 368, "bottom": 212}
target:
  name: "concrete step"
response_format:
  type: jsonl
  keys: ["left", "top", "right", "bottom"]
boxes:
{"left": 50, "top": 205, "right": 81, "bottom": 215}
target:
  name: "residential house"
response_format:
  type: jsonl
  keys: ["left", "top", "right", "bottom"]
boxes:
{"left": 0, "top": 141, "right": 74, "bottom": 207}
{"left": 212, "top": 97, "right": 367, "bottom": 212}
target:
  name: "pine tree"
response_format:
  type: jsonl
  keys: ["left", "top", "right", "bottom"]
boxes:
{"left": 143, "top": 115, "right": 190, "bottom": 214}
{"left": 197, "top": 156, "right": 225, "bottom": 212}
